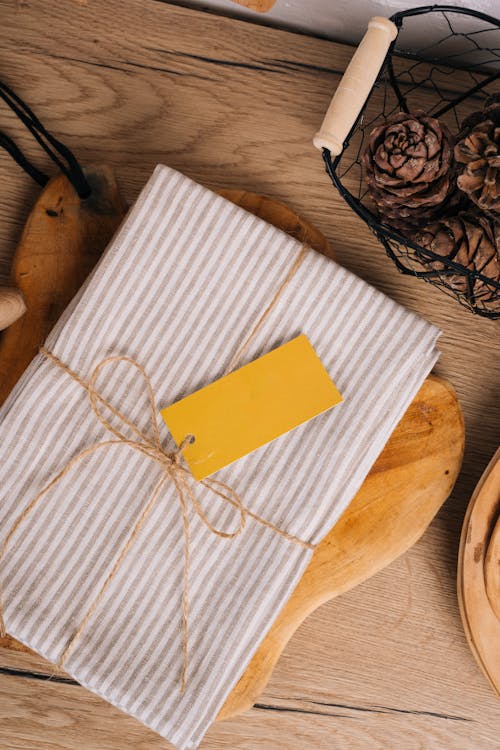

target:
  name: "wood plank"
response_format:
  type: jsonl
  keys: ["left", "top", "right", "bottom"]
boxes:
{"left": 1, "top": 668, "right": 499, "bottom": 750}
{"left": 0, "top": 1, "right": 499, "bottom": 747}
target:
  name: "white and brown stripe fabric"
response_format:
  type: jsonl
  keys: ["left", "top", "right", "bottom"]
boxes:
{"left": 0, "top": 165, "right": 440, "bottom": 748}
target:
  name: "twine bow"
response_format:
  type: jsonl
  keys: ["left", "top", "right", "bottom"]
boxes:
{"left": 0, "top": 346, "right": 314, "bottom": 691}
{"left": 0, "top": 242, "right": 313, "bottom": 691}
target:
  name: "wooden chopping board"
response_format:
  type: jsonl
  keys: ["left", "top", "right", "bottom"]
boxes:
{"left": 0, "top": 173, "right": 464, "bottom": 720}
{"left": 458, "top": 449, "right": 500, "bottom": 696}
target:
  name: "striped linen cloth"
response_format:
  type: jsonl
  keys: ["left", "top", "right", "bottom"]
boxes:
{"left": 0, "top": 165, "right": 440, "bottom": 748}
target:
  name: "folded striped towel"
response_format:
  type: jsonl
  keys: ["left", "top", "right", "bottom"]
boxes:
{"left": 0, "top": 165, "right": 440, "bottom": 748}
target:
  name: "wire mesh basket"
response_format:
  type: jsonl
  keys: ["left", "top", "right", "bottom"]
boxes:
{"left": 314, "top": 6, "right": 500, "bottom": 318}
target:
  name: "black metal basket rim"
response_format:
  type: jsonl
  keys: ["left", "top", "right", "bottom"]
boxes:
{"left": 385, "top": 7, "right": 500, "bottom": 120}
{"left": 389, "top": 5, "right": 500, "bottom": 29}
{"left": 378, "top": 235, "right": 499, "bottom": 319}
{"left": 323, "top": 5, "right": 500, "bottom": 317}
{"left": 323, "top": 149, "right": 500, "bottom": 292}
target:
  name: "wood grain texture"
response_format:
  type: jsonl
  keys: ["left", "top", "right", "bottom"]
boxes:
{"left": 458, "top": 449, "right": 500, "bottom": 696}
{"left": 0, "top": 286, "right": 25, "bottom": 330}
{"left": 0, "top": 167, "right": 127, "bottom": 404}
{"left": 218, "top": 373, "right": 464, "bottom": 720}
{"left": 485, "top": 513, "right": 500, "bottom": 621}
{"left": 0, "top": 1, "right": 499, "bottom": 747}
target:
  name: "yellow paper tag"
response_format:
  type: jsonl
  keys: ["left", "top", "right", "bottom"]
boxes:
{"left": 161, "top": 334, "right": 342, "bottom": 480}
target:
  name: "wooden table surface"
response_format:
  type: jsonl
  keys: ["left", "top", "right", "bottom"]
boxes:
{"left": 0, "top": 1, "right": 499, "bottom": 748}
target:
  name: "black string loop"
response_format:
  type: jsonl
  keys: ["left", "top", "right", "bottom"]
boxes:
{"left": 0, "top": 80, "right": 91, "bottom": 198}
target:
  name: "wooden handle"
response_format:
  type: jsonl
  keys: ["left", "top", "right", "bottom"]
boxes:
{"left": 0, "top": 286, "right": 26, "bottom": 331}
{"left": 313, "top": 16, "right": 398, "bottom": 154}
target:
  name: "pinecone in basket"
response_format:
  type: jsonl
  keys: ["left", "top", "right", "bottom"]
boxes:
{"left": 363, "top": 110, "right": 457, "bottom": 230}
{"left": 455, "top": 96, "right": 500, "bottom": 217}
{"left": 412, "top": 212, "right": 500, "bottom": 312}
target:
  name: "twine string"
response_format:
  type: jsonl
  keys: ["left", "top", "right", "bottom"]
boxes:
{"left": 0, "top": 242, "right": 312, "bottom": 691}
{"left": 224, "top": 243, "right": 309, "bottom": 375}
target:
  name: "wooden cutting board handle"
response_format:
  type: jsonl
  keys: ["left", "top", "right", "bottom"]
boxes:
{"left": 0, "top": 166, "right": 127, "bottom": 404}
{"left": 0, "top": 175, "right": 464, "bottom": 721}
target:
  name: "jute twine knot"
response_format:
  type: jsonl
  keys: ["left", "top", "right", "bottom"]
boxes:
{"left": 0, "top": 243, "right": 314, "bottom": 693}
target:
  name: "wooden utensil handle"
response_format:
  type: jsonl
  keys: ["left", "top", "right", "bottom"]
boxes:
{"left": 313, "top": 16, "right": 398, "bottom": 154}
{"left": 0, "top": 287, "right": 26, "bottom": 331}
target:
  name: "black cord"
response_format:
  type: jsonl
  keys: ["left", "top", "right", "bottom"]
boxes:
{"left": 0, "top": 131, "right": 49, "bottom": 187}
{"left": 0, "top": 80, "right": 91, "bottom": 198}
{"left": 322, "top": 6, "right": 500, "bottom": 319}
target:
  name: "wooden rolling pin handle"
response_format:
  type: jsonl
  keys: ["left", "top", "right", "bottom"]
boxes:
{"left": 0, "top": 286, "right": 26, "bottom": 331}
{"left": 313, "top": 16, "right": 398, "bottom": 155}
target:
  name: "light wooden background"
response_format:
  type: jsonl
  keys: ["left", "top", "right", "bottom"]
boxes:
{"left": 0, "top": 1, "right": 499, "bottom": 748}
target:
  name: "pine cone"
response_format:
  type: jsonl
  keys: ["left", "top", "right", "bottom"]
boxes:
{"left": 363, "top": 111, "right": 456, "bottom": 230}
{"left": 412, "top": 213, "right": 500, "bottom": 312}
{"left": 455, "top": 97, "right": 500, "bottom": 217}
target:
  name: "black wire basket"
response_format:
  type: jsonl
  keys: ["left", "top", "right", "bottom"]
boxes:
{"left": 315, "top": 6, "right": 500, "bottom": 319}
